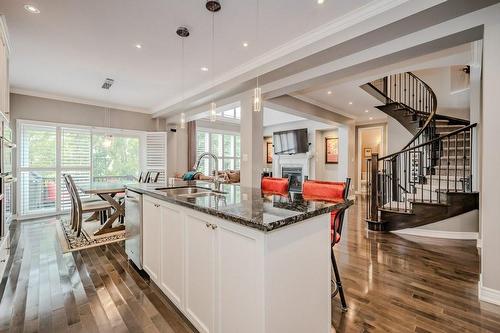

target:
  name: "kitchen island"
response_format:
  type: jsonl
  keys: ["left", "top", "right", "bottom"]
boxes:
{"left": 126, "top": 180, "right": 352, "bottom": 333}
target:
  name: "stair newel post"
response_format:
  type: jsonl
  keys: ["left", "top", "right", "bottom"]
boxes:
{"left": 370, "top": 153, "right": 379, "bottom": 222}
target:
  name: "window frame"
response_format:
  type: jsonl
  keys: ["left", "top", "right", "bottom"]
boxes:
{"left": 16, "top": 119, "right": 146, "bottom": 219}
{"left": 196, "top": 126, "right": 240, "bottom": 175}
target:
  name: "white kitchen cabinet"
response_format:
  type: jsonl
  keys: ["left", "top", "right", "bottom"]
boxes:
{"left": 160, "top": 203, "right": 184, "bottom": 309}
{"left": 141, "top": 194, "right": 331, "bottom": 333}
{"left": 142, "top": 197, "right": 161, "bottom": 283}
{"left": 184, "top": 212, "right": 215, "bottom": 333}
{"left": 215, "top": 221, "right": 263, "bottom": 333}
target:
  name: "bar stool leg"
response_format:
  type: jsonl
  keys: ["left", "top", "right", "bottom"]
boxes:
{"left": 331, "top": 247, "right": 348, "bottom": 312}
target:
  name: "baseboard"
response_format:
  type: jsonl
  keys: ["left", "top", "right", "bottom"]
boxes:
{"left": 392, "top": 229, "right": 478, "bottom": 240}
{"left": 479, "top": 275, "right": 500, "bottom": 306}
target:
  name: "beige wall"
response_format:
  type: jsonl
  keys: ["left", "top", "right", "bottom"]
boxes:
{"left": 480, "top": 19, "right": 500, "bottom": 299}
{"left": 315, "top": 129, "right": 340, "bottom": 181}
{"left": 263, "top": 136, "right": 272, "bottom": 169}
{"left": 10, "top": 93, "right": 164, "bottom": 132}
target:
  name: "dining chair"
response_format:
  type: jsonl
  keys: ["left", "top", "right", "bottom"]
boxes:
{"left": 302, "top": 178, "right": 351, "bottom": 312}
{"left": 261, "top": 177, "right": 290, "bottom": 196}
{"left": 64, "top": 174, "right": 113, "bottom": 237}
{"left": 146, "top": 171, "right": 160, "bottom": 183}
{"left": 138, "top": 171, "right": 145, "bottom": 183}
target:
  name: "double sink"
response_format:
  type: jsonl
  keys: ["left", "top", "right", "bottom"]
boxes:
{"left": 155, "top": 186, "right": 227, "bottom": 199}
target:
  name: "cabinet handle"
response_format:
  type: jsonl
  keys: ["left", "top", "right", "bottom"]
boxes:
{"left": 205, "top": 223, "right": 211, "bottom": 228}
{"left": 0, "top": 259, "right": 5, "bottom": 263}
{"left": 211, "top": 224, "right": 217, "bottom": 230}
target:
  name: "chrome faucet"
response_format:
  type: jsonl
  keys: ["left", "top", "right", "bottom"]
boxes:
{"left": 193, "top": 152, "right": 223, "bottom": 191}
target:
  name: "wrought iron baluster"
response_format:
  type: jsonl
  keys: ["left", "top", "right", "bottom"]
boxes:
{"left": 455, "top": 135, "right": 458, "bottom": 192}
{"left": 463, "top": 130, "right": 466, "bottom": 192}
{"left": 446, "top": 137, "right": 456, "bottom": 193}
{"left": 469, "top": 127, "right": 473, "bottom": 191}
{"left": 438, "top": 139, "right": 442, "bottom": 203}
{"left": 429, "top": 141, "right": 433, "bottom": 203}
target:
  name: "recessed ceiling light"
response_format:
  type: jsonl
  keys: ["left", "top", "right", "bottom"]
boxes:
{"left": 135, "top": 44, "right": 142, "bottom": 49}
{"left": 317, "top": 0, "right": 325, "bottom": 4}
{"left": 365, "top": 109, "right": 369, "bottom": 113}
{"left": 201, "top": 67, "right": 209, "bottom": 72}
{"left": 327, "top": 91, "right": 332, "bottom": 95}
{"left": 242, "top": 42, "right": 249, "bottom": 47}
{"left": 24, "top": 4, "right": 40, "bottom": 14}
{"left": 369, "top": 117, "right": 374, "bottom": 120}
{"left": 348, "top": 101, "right": 353, "bottom": 105}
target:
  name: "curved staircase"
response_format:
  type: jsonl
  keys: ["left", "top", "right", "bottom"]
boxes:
{"left": 361, "top": 72, "right": 478, "bottom": 231}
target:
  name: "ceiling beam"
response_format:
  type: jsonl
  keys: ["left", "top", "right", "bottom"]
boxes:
{"left": 266, "top": 95, "right": 354, "bottom": 126}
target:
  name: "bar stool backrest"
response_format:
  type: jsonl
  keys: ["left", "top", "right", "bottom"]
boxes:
{"left": 261, "top": 177, "right": 290, "bottom": 196}
{"left": 302, "top": 178, "right": 351, "bottom": 246}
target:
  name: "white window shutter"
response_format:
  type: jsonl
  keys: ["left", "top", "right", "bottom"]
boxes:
{"left": 145, "top": 132, "right": 167, "bottom": 183}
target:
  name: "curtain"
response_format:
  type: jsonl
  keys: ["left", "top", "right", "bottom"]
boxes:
{"left": 187, "top": 121, "right": 197, "bottom": 170}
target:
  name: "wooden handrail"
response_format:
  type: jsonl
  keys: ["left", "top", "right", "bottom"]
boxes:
{"left": 378, "top": 123, "right": 477, "bottom": 161}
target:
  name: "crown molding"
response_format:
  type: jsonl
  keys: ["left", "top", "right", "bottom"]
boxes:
{"left": 10, "top": 88, "right": 151, "bottom": 114}
{"left": 153, "top": 0, "right": 412, "bottom": 113}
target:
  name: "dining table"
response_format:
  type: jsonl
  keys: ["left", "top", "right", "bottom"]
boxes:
{"left": 78, "top": 181, "right": 137, "bottom": 236}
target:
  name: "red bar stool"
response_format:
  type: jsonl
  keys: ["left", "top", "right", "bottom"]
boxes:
{"left": 302, "top": 178, "right": 351, "bottom": 312}
{"left": 261, "top": 177, "right": 290, "bottom": 196}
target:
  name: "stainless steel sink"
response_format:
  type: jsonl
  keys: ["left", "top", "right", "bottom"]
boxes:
{"left": 180, "top": 191, "right": 227, "bottom": 199}
{"left": 155, "top": 186, "right": 212, "bottom": 196}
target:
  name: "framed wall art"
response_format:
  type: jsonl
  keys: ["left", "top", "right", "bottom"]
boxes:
{"left": 266, "top": 141, "right": 273, "bottom": 164}
{"left": 325, "top": 137, "right": 338, "bottom": 164}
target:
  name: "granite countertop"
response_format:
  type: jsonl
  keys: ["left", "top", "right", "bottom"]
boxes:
{"left": 126, "top": 180, "right": 353, "bottom": 232}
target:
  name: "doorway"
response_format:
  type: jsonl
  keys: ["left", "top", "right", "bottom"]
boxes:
{"left": 357, "top": 126, "right": 385, "bottom": 194}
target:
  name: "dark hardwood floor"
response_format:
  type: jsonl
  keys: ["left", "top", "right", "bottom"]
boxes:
{"left": 0, "top": 197, "right": 499, "bottom": 332}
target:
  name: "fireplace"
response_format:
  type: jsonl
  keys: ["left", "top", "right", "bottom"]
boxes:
{"left": 282, "top": 167, "right": 304, "bottom": 192}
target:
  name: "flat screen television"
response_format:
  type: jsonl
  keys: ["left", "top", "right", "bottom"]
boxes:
{"left": 273, "top": 128, "right": 309, "bottom": 155}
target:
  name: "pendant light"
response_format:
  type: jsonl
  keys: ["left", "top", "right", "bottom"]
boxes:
{"left": 177, "top": 26, "right": 190, "bottom": 129}
{"left": 253, "top": 0, "right": 262, "bottom": 112}
{"left": 103, "top": 108, "right": 113, "bottom": 148}
{"left": 207, "top": 0, "right": 220, "bottom": 122}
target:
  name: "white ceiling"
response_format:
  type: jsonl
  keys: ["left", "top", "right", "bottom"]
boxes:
{"left": 263, "top": 108, "right": 305, "bottom": 127}
{"left": 0, "top": 0, "right": 372, "bottom": 113}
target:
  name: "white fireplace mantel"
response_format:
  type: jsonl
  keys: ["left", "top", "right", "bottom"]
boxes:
{"left": 273, "top": 153, "right": 314, "bottom": 178}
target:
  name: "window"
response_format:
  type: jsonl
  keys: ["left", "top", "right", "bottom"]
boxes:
{"left": 212, "top": 107, "right": 241, "bottom": 121}
{"left": 196, "top": 129, "right": 240, "bottom": 175}
{"left": 92, "top": 134, "right": 140, "bottom": 183}
{"left": 60, "top": 127, "right": 91, "bottom": 210}
{"left": 19, "top": 124, "right": 57, "bottom": 216}
{"left": 17, "top": 120, "right": 147, "bottom": 218}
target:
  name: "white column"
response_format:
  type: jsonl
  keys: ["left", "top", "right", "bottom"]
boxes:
{"left": 166, "top": 123, "right": 187, "bottom": 178}
{"left": 337, "top": 123, "right": 355, "bottom": 186}
{"left": 480, "top": 20, "right": 500, "bottom": 305}
{"left": 240, "top": 90, "right": 263, "bottom": 188}
{"left": 470, "top": 40, "right": 482, "bottom": 193}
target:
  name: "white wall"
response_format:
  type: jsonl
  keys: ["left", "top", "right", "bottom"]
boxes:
{"left": 480, "top": 16, "right": 500, "bottom": 303}
{"left": 413, "top": 67, "right": 470, "bottom": 120}
{"left": 315, "top": 129, "right": 339, "bottom": 181}
{"left": 386, "top": 117, "right": 412, "bottom": 155}
{"left": 263, "top": 119, "right": 336, "bottom": 180}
